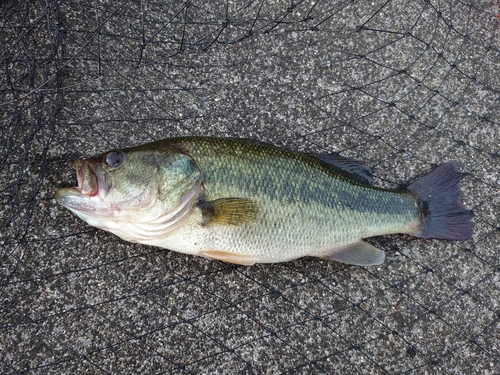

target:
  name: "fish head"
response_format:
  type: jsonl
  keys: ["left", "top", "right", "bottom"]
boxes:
{"left": 55, "top": 147, "right": 203, "bottom": 240}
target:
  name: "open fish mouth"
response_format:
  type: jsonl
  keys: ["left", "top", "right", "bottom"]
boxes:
{"left": 75, "top": 160, "right": 99, "bottom": 196}
{"left": 55, "top": 159, "right": 108, "bottom": 213}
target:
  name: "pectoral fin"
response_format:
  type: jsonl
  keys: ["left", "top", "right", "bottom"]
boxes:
{"left": 319, "top": 241, "right": 385, "bottom": 266}
{"left": 199, "top": 250, "right": 259, "bottom": 266}
{"left": 197, "top": 198, "right": 259, "bottom": 226}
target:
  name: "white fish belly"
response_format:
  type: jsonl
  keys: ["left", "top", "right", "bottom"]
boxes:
{"left": 141, "top": 200, "right": 418, "bottom": 263}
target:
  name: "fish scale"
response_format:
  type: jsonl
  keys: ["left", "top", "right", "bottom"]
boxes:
{"left": 134, "top": 137, "right": 419, "bottom": 262}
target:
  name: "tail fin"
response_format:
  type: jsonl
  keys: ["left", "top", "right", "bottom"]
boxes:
{"left": 408, "top": 161, "right": 473, "bottom": 240}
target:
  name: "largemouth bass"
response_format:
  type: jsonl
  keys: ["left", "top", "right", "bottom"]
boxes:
{"left": 55, "top": 137, "right": 473, "bottom": 266}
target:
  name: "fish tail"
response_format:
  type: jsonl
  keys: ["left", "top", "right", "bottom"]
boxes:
{"left": 408, "top": 161, "right": 473, "bottom": 240}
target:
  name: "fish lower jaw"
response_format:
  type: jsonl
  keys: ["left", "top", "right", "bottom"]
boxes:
{"left": 55, "top": 187, "right": 83, "bottom": 199}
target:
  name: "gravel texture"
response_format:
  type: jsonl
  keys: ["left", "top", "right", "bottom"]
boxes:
{"left": 1, "top": 0, "right": 499, "bottom": 374}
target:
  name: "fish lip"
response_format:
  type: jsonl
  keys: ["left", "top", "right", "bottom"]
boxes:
{"left": 55, "top": 186, "right": 83, "bottom": 200}
{"left": 54, "top": 186, "right": 86, "bottom": 211}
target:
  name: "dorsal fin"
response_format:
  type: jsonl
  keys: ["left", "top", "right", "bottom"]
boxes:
{"left": 312, "top": 153, "right": 373, "bottom": 185}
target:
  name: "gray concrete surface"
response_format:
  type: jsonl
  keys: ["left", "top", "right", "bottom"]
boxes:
{"left": 1, "top": 0, "right": 499, "bottom": 373}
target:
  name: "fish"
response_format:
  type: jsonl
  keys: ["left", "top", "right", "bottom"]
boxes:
{"left": 55, "top": 136, "right": 473, "bottom": 266}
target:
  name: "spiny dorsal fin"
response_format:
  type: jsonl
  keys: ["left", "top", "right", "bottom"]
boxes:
{"left": 197, "top": 198, "right": 259, "bottom": 226}
{"left": 312, "top": 153, "right": 373, "bottom": 185}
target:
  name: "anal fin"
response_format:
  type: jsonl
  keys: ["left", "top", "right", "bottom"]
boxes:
{"left": 199, "top": 250, "right": 259, "bottom": 266}
{"left": 197, "top": 198, "right": 259, "bottom": 226}
{"left": 319, "top": 241, "right": 385, "bottom": 266}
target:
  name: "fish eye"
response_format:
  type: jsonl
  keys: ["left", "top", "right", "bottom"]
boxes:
{"left": 103, "top": 151, "right": 123, "bottom": 167}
